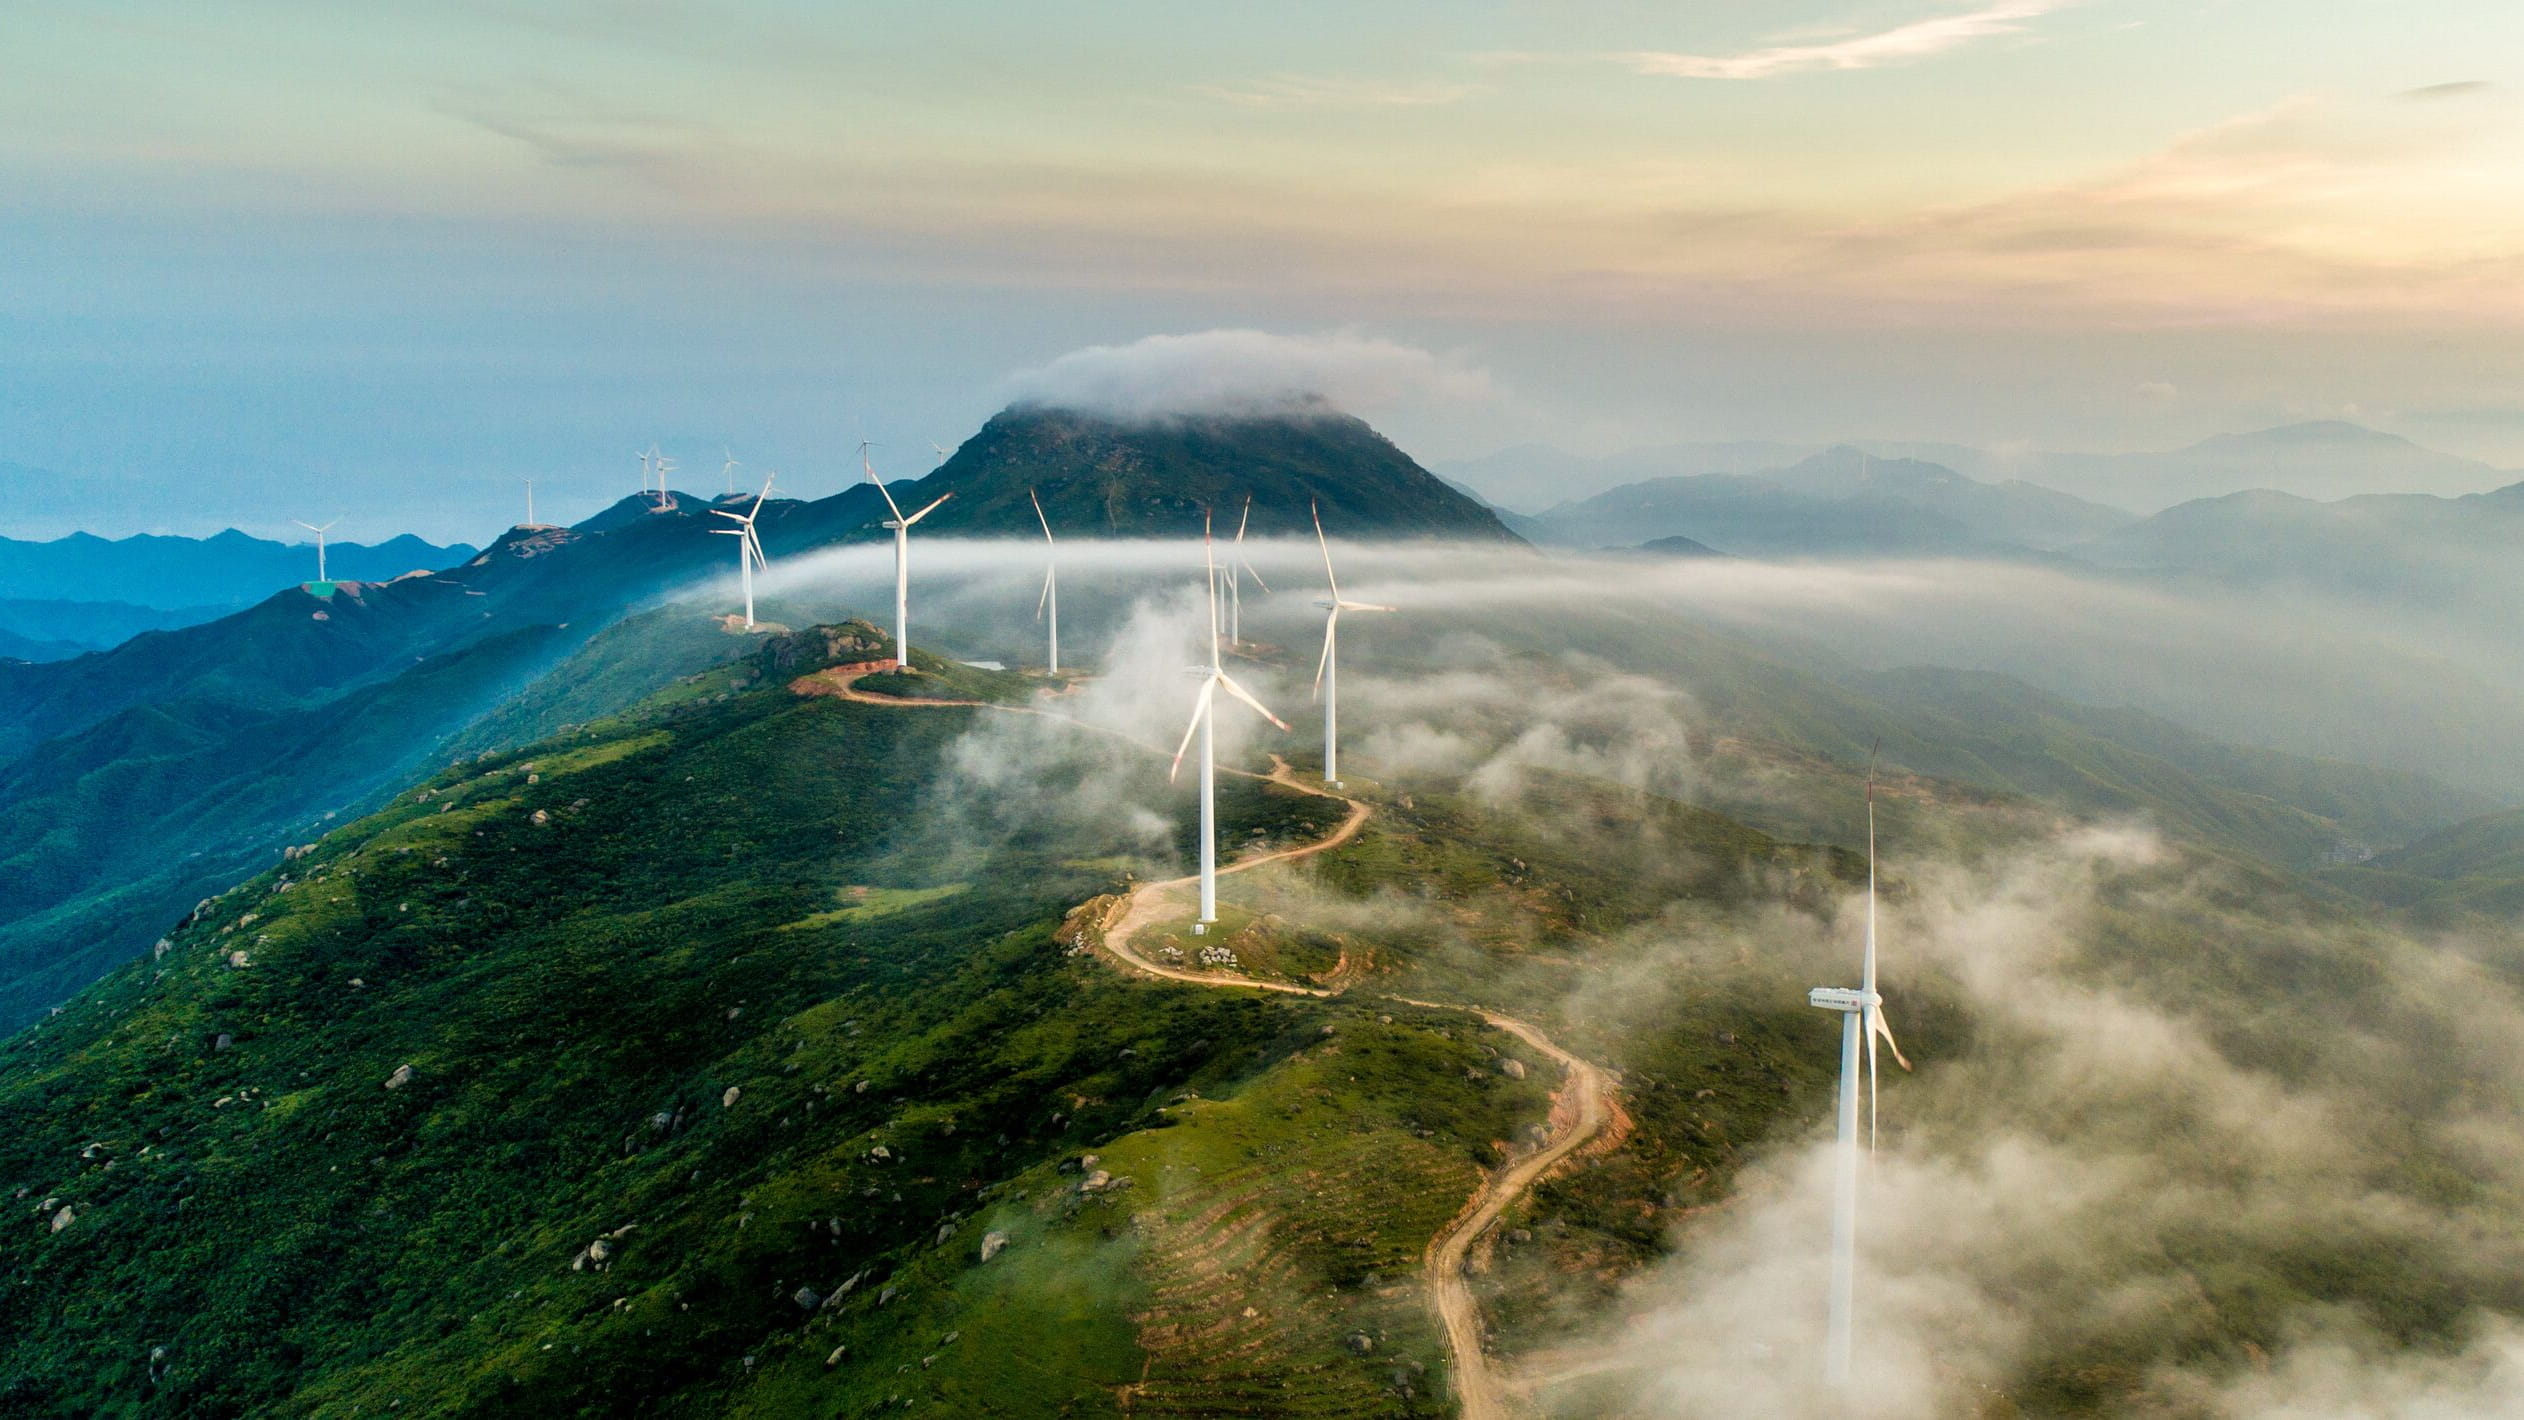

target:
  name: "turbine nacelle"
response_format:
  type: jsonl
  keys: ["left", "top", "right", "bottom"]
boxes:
{"left": 1807, "top": 986, "right": 1873, "bottom": 1013}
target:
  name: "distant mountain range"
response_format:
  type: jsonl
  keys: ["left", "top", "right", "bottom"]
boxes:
{"left": 1506, "top": 446, "right": 2130, "bottom": 556}
{"left": 0, "top": 529, "right": 477, "bottom": 609}
{"left": 1443, "top": 422, "right": 2516, "bottom": 518}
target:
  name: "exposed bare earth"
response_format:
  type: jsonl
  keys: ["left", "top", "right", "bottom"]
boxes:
{"left": 796, "top": 666, "right": 1624, "bottom": 1418}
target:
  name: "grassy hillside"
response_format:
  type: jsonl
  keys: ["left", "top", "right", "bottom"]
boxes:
{"left": 0, "top": 623, "right": 1565, "bottom": 1417}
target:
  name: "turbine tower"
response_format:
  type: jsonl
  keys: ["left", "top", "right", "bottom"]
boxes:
{"left": 1030, "top": 487, "right": 1060, "bottom": 674}
{"left": 862, "top": 442, "right": 949, "bottom": 668}
{"left": 523, "top": 477, "right": 537, "bottom": 528}
{"left": 710, "top": 474, "right": 775, "bottom": 629}
{"left": 1309, "top": 502, "right": 1394, "bottom": 789}
{"left": 1806, "top": 758, "right": 1912, "bottom": 1386}
{"left": 1227, "top": 495, "right": 1271, "bottom": 646}
{"left": 1170, "top": 511, "right": 1290, "bottom": 932}
{"left": 292, "top": 518, "right": 341, "bottom": 583}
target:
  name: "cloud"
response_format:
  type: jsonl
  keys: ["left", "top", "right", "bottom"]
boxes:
{"left": 1191, "top": 74, "right": 1479, "bottom": 110}
{"left": 1617, "top": 1, "right": 2081, "bottom": 81}
{"left": 2397, "top": 80, "right": 2495, "bottom": 102}
{"left": 2133, "top": 379, "right": 2179, "bottom": 402}
{"left": 1002, "top": 329, "right": 1496, "bottom": 423}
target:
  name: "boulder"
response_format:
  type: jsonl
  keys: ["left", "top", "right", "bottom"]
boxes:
{"left": 1345, "top": 1332, "right": 1376, "bottom": 1356}
{"left": 792, "top": 1285, "right": 822, "bottom": 1312}
{"left": 722, "top": 1086, "right": 741, "bottom": 1108}
{"left": 383, "top": 1064, "right": 415, "bottom": 1091}
{"left": 980, "top": 1230, "right": 1009, "bottom": 1263}
{"left": 1499, "top": 1058, "right": 1527, "bottom": 1081}
{"left": 50, "top": 1206, "right": 74, "bottom": 1233}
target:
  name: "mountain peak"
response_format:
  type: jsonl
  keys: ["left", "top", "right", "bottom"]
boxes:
{"left": 2191, "top": 421, "right": 2420, "bottom": 452}
{"left": 905, "top": 403, "right": 1521, "bottom": 541}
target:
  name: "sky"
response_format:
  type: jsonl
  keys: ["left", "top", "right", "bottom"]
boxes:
{"left": 3, "top": 1, "right": 2522, "bottom": 539}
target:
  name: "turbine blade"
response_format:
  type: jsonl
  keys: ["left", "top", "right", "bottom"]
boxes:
{"left": 708, "top": 509, "right": 747, "bottom": 522}
{"left": 1214, "top": 672, "right": 1289, "bottom": 731}
{"left": 1342, "top": 600, "right": 1397, "bottom": 613}
{"left": 1312, "top": 608, "right": 1338, "bottom": 699}
{"left": 1243, "top": 561, "right": 1272, "bottom": 593}
{"left": 1030, "top": 486, "right": 1054, "bottom": 543}
{"left": 1168, "top": 681, "right": 1216, "bottom": 782}
{"left": 748, "top": 474, "right": 773, "bottom": 517}
{"left": 1871, "top": 1001, "right": 1912, "bottom": 1074}
{"left": 864, "top": 444, "right": 906, "bottom": 521}
{"left": 903, "top": 493, "right": 951, "bottom": 526}
{"left": 1036, "top": 565, "right": 1053, "bottom": 621}
{"left": 1235, "top": 494, "right": 1252, "bottom": 545}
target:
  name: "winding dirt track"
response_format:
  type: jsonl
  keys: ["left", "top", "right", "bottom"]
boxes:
{"left": 1091, "top": 763, "right": 1618, "bottom": 1420}
{"left": 800, "top": 669, "right": 1619, "bottom": 1419}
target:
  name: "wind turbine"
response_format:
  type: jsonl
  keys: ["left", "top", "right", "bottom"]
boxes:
{"left": 1806, "top": 755, "right": 1912, "bottom": 1386}
{"left": 637, "top": 447, "right": 652, "bottom": 496}
{"left": 1226, "top": 495, "right": 1271, "bottom": 646}
{"left": 710, "top": 474, "right": 774, "bottom": 629}
{"left": 1170, "top": 510, "right": 1289, "bottom": 933}
{"left": 651, "top": 452, "right": 678, "bottom": 511}
{"left": 862, "top": 442, "right": 950, "bottom": 667}
{"left": 1309, "top": 502, "right": 1394, "bottom": 789}
{"left": 721, "top": 450, "right": 741, "bottom": 496}
{"left": 292, "top": 518, "right": 341, "bottom": 583}
{"left": 929, "top": 441, "right": 952, "bottom": 468}
{"left": 1030, "top": 487, "right": 1059, "bottom": 674}
{"left": 522, "top": 477, "right": 536, "bottom": 528}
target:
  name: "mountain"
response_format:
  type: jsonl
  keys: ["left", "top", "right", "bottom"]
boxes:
{"left": 1435, "top": 439, "right": 2002, "bottom": 514}
{"left": 2071, "top": 478, "right": 2524, "bottom": 633}
{"left": 0, "top": 598, "right": 234, "bottom": 659}
{"left": 0, "top": 619, "right": 1842, "bottom": 1414}
{"left": 0, "top": 492, "right": 883, "bottom": 1028}
{"left": 905, "top": 404, "right": 1521, "bottom": 542}
{"left": 1516, "top": 447, "right": 2130, "bottom": 556}
{"left": 2031, "top": 421, "right": 2514, "bottom": 512}
{"left": 0, "top": 529, "right": 479, "bottom": 610}
{"left": 10, "top": 613, "right": 2523, "bottom": 1415}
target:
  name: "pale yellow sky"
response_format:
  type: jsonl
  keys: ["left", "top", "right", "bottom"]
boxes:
{"left": 3, "top": 1, "right": 2522, "bottom": 533}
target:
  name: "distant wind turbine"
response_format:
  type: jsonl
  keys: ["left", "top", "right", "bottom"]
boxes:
{"left": 1030, "top": 487, "right": 1060, "bottom": 674}
{"left": 292, "top": 518, "right": 341, "bottom": 583}
{"left": 651, "top": 452, "right": 678, "bottom": 511}
{"left": 522, "top": 477, "right": 536, "bottom": 528}
{"left": 930, "top": 441, "right": 952, "bottom": 468}
{"left": 1309, "top": 502, "right": 1393, "bottom": 789}
{"left": 637, "top": 447, "right": 652, "bottom": 496}
{"left": 1806, "top": 753, "right": 1912, "bottom": 1386}
{"left": 1171, "top": 509, "right": 1290, "bottom": 932}
{"left": 1227, "top": 495, "right": 1271, "bottom": 646}
{"left": 721, "top": 450, "right": 741, "bottom": 496}
{"left": 862, "top": 442, "right": 950, "bottom": 667}
{"left": 710, "top": 474, "right": 775, "bottom": 629}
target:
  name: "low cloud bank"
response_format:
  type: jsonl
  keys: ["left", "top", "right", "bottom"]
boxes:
{"left": 1001, "top": 329, "right": 1495, "bottom": 423}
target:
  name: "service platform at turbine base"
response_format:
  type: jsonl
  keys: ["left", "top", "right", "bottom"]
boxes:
{"left": 301, "top": 580, "right": 339, "bottom": 599}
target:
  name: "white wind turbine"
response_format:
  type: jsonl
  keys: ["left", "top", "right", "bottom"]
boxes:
{"left": 1309, "top": 502, "right": 1394, "bottom": 790}
{"left": 651, "top": 451, "right": 678, "bottom": 510}
{"left": 522, "top": 477, "right": 537, "bottom": 528}
{"left": 710, "top": 474, "right": 775, "bottom": 629}
{"left": 1226, "top": 495, "right": 1271, "bottom": 646}
{"left": 637, "top": 447, "right": 652, "bottom": 497}
{"left": 862, "top": 442, "right": 950, "bottom": 667}
{"left": 1806, "top": 756, "right": 1912, "bottom": 1386}
{"left": 1030, "top": 487, "right": 1060, "bottom": 674}
{"left": 293, "top": 518, "right": 341, "bottom": 583}
{"left": 721, "top": 450, "right": 741, "bottom": 496}
{"left": 1170, "top": 511, "right": 1290, "bottom": 933}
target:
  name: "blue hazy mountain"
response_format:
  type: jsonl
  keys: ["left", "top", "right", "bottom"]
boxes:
{"left": 0, "top": 529, "right": 478, "bottom": 610}
{"left": 1515, "top": 447, "right": 2131, "bottom": 556}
